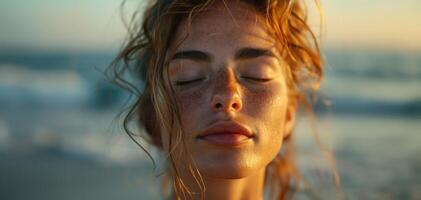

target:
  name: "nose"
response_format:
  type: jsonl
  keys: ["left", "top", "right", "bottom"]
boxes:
{"left": 210, "top": 70, "right": 243, "bottom": 113}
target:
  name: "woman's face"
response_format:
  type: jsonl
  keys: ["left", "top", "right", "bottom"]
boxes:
{"left": 165, "top": 1, "right": 295, "bottom": 179}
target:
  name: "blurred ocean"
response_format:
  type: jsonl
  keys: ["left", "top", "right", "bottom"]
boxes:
{"left": 0, "top": 49, "right": 420, "bottom": 199}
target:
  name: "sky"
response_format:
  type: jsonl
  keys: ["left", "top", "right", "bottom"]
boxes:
{"left": 323, "top": 0, "right": 421, "bottom": 50}
{"left": 0, "top": 0, "right": 420, "bottom": 52}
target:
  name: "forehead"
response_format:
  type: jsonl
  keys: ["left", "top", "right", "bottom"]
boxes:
{"left": 173, "top": 1, "right": 275, "bottom": 50}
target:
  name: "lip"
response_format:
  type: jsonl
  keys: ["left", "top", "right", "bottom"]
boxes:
{"left": 197, "top": 121, "right": 253, "bottom": 146}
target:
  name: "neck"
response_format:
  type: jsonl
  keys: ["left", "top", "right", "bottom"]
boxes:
{"left": 170, "top": 168, "right": 266, "bottom": 200}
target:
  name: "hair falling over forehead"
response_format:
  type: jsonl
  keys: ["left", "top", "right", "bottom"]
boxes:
{"left": 109, "top": 0, "right": 339, "bottom": 199}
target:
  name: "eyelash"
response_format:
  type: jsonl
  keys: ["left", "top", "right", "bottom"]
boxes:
{"left": 175, "top": 78, "right": 205, "bottom": 86}
{"left": 174, "top": 76, "right": 271, "bottom": 86}
{"left": 242, "top": 76, "right": 272, "bottom": 82}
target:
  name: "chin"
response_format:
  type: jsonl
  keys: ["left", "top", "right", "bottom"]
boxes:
{"left": 195, "top": 153, "right": 264, "bottom": 179}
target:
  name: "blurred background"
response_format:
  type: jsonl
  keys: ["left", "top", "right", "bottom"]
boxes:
{"left": 0, "top": 0, "right": 420, "bottom": 199}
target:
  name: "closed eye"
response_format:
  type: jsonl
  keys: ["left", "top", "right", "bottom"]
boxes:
{"left": 242, "top": 76, "right": 272, "bottom": 82}
{"left": 174, "top": 78, "right": 205, "bottom": 86}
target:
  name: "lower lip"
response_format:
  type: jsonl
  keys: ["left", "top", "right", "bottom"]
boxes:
{"left": 199, "top": 134, "right": 251, "bottom": 146}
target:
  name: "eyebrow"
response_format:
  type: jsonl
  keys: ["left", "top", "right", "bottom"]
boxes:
{"left": 171, "top": 47, "right": 275, "bottom": 62}
{"left": 172, "top": 50, "right": 212, "bottom": 62}
{"left": 235, "top": 47, "right": 275, "bottom": 60}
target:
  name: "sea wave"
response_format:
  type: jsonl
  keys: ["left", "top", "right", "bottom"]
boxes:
{"left": 0, "top": 64, "right": 91, "bottom": 106}
{"left": 316, "top": 96, "right": 421, "bottom": 117}
{"left": 326, "top": 49, "right": 421, "bottom": 80}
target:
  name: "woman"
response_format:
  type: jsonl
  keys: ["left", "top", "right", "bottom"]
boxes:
{"left": 111, "top": 0, "right": 338, "bottom": 199}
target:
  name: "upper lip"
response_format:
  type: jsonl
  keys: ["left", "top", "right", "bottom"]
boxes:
{"left": 197, "top": 121, "right": 253, "bottom": 138}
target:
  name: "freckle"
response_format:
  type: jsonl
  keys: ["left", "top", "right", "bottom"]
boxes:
{"left": 178, "top": 86, "right": 207, "bottom": 110}
{"left": 244, "top": 88, "right": 281, "bottom": 106}
{"left": 215, "top": 70, "right": 227, "bottom": 81}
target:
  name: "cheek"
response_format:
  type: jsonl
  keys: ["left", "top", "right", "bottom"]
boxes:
{"left": 243, "top": 84, "right": 289, "bottom": 143}
{"left": 243, "top": 85, "right": 288, "bottom": 123}
{"left": 178, "top": 89, "right": 204, "bottom": 109}
{"left": 175, "top": 85, "right": 210, "bottom": 126}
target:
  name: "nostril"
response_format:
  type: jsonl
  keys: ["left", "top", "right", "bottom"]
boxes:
{"left": 232, "top": 102, "right": 240, "bottom": 110}
{"left": 214, "top": 102, "right": 223, "bottom": 109}
{"left": 211, "top": 93, "right": 242, "bottom": 112}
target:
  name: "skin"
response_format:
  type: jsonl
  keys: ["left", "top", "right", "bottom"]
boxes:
{"left": 163, "top": 1, "right": 296, "bottom": 199}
